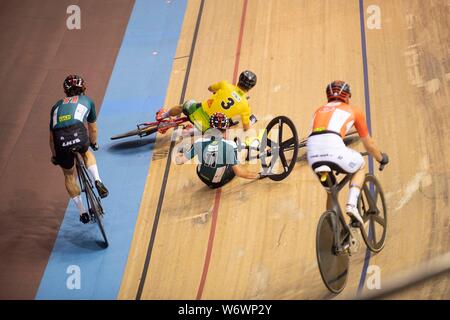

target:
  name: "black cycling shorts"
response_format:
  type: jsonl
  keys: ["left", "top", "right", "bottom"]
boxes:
{"left": 196, "top": 165, "right": 236, "bottom": 189}
{"left": 52, "top": 123, "right": 89, "bottom": 169}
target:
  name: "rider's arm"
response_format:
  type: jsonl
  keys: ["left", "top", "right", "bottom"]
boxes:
{"left": 49, "top": 131, "right": 56, "bottom": 157}
{"left": 232, "top": 165, "right": 260, "bottom": 179}
{"left": 88, "top": 122, "right": 98, "bottom": 145}
{"left": 208, "top": 80, "right": 227, "bottom": 93}
{"left": 353, "top": 107, "right": 381, "bottom": 161}
{"left": 176, "top": 142, "right": 197, "bottom": 165}
{"left": 361, "top": 136, "right": 383, "bottom": 163}
{"left": 175, "top": 153, "right": 189, "bottom": 165}
{"left": 241, "top": 110, "right": 252, "bottom": 131}
{"left": 87, "top": 101, "right": 98, "bottom": 145}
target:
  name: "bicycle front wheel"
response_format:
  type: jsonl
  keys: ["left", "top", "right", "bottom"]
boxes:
{"left": 260, "top": 116, "right": 299, "bottom": 181}
{"left": 86, "top": 185, "right": 109, "bottom": 248}
{"left": 110, "top": 125, "right": 157, "bottom": 140}
{"left": 316, "top": 210, "right": 349, "bottom": 294}
{"left": 358, "top": 174, "right": 387, "bottom": 253}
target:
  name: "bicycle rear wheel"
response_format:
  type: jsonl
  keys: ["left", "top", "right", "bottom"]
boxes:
{"left": 316, "top": 210, "right": 349, "bottom": 294}
{"left": 358, "top": 174, "right": 387, "bottom": 253}
{"left": 110, "top": 125, "right": 157, "bottom": 140}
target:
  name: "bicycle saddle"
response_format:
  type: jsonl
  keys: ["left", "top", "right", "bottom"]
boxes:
{"left": 312, "top": 161, "right": 347, "bottom": 187}
{"left": 70, "top": 146, "right": 83, "bottom": 153}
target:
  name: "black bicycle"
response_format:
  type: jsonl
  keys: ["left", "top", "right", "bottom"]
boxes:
{"left": 235, "top": 116, "right": 360, "bottom": 181}
{"left": 314, "top": 154, "right": 387, "bottom": 293}
{"left": 72, "top": 147, "right": 109, "bottom": 248}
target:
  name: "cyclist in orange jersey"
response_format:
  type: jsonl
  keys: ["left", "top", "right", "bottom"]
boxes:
{"left": 306, "top": 80, "right": 389, "bottom": 224}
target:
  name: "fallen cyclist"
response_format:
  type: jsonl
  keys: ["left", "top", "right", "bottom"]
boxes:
{"left": 175, "top": 113, "right": 266, "bottom": 188}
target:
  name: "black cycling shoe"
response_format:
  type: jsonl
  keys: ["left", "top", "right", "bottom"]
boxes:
{"left": 80, "top": 212, "right": 90, "bottom": 224}
{"left": 95, "top": 180, "right": 109, "bottom": 198}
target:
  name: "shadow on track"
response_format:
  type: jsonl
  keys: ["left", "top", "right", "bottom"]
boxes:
{"left": 106, "top": 137, "right": 156, "bottom": 155}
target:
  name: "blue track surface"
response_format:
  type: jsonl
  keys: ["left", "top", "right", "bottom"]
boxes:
{"left": 36, "top": 0, "right": 187, "bottom": 299}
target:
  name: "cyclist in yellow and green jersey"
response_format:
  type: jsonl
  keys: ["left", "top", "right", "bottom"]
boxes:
{"left": 156, "top": 70, "right": 257, "bottom": 133}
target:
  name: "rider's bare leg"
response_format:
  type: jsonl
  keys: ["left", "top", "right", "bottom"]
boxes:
{"left": 62, "top": 167, "right": 86, "bottom": 215}
{"left": 81, "top": 150, "right": 108, "bottom": 198}
{"left": 82, "top": 151, "right": 102, "bottom": 182}
{"left": 348, "top": 168, "right": 365, "bottom": 207}
{"left": 169, "top": 105, "right": 183, "bottom": 117}
{"left": 63, "top": 167, "right": 80, "bottom": 198}
{"left": 82, "top": 150, "right": 96, "bottom": 167}
{"left": 158, "top": 105, "right": 182, "bottom": 121}
{"left": 346, "top": 164, "right": 366, "bottom": 224}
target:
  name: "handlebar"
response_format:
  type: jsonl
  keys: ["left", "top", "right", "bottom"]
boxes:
{"left": 360, "top": 151, "right": 389, "bottom": 171}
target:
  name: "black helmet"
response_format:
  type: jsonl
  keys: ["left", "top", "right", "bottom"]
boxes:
{"left": 63, "top": 74, "right": 86, "bottom": 97}
{"left": 209, "top": 112, "right": 230, "bottom": 130}
{"left": 326, "top": 80, "right": 351, "bottom": 103}
{"left": 238, "top": 70, "right": 257, "bottom": 91}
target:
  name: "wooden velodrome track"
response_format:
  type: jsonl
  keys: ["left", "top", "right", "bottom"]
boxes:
{"left": 119, "top": 0, "right": 449, "bottom": 299}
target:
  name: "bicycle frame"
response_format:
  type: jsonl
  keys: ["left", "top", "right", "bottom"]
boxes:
{"left": 320, "top": 171, "right": 355, "bottom": 255}
{"left": 72, "top": 150, "right": 108, "bottom": 247}
{"left": 73, "top": 152, "right": 95, "bottom": 217}
{"left": 139, "top": 116, "right": 188, "bottom": 127}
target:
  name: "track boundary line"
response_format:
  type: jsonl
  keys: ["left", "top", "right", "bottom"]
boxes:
{"left": 135, "top": 0, "right": 206, "bottom": 300}
{"left": 357, "top": 0, "right": 376, "bottom": 296}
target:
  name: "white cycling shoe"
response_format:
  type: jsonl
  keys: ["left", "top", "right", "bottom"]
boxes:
{"left": 346, "top": 204, "right": 364, "bottom": 225}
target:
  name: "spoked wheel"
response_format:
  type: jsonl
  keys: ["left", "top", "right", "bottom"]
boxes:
{"left": 316, "top": 210, "right": 350, "bottom": 294}
{"left": 110, "top": 124, "right": 158, "bottom": 140}
{"left": 357, "top": 174, "right": 387, "bottom": 253}
{"left": 260, "top": 116, "right": 299, "bottom": 181}
{"left": 86, "top": 186, "right": 109, "bottom": 248}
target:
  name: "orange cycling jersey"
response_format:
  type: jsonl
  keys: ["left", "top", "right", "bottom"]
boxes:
{"left": 310, "top": 101, "right": 369, "bottom": 138}
{"left": 201, "top": 80, "right": 251, "bottom": 125}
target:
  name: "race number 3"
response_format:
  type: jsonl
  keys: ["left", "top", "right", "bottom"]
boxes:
{"left": 221, "top": 98, "right": 235, "bottom": 110}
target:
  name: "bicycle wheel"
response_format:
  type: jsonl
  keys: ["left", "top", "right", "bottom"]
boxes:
{"left": 86, "top": 184, "right": 109, "bottom": 248}
{"left": 316, "top": 210, "right": 350, "bottom": 294}
{"left": 110, "top": 125, "right": 157, "bottom": 140}
{"left": 260, "top": 116, "right": 299, "bottom": 181}
{"left": 358, "top": 174, "right": 387, "bottom": 253}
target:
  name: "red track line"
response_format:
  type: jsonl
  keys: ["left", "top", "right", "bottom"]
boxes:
{"left": 233, "top": 0, "right": 249, "bottom": 83}
{"left": 195, "top": 0, "right": 249, "bottom": 300}
{"left": 196, "top": 189, "right": 222, "bottom": 299}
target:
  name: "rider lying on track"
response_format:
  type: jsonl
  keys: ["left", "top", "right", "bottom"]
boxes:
{"left": 49, "top": 75, "right": 109, "bottom": 224}
{"left": 156, "top": 70, "right": 257, "bottom": 134}
{"left": 306, "top": 80, "right": 389, "bottom": 225}
{"left": 175, "top": 113, "right": 264, "bottom": 189}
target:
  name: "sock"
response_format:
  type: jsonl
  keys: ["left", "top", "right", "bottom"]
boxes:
{"left": 88, "top": 164, "right": 101, "bottom": 182}
{"left": 347, "top": 186, "right": 361, "bottom": 207}
{"left": 72, "top": 195, "right": 86, "bottom": 215}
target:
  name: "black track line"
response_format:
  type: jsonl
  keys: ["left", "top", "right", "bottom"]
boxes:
{"left": 135, "top": 0, "right": 206, "bottom": 300}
